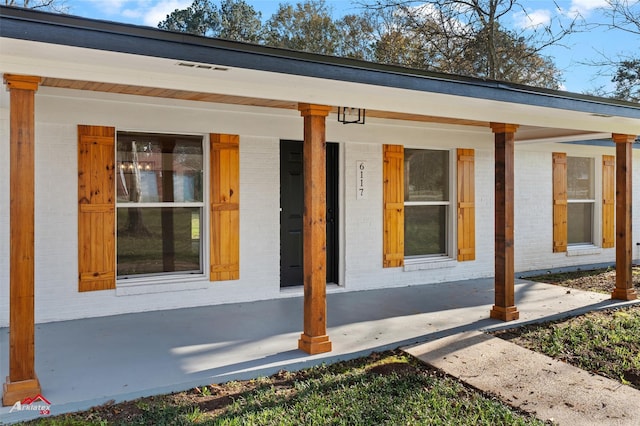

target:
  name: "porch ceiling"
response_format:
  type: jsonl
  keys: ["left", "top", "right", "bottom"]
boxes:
{"left": 41, "top": 77, "right": 491, "bottom": 128}
{"left": 39, "top": 77, "right": 607, "bottom": 143}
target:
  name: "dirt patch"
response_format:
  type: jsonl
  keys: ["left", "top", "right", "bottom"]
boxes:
{"left": 525, "top": 265, "right": 640, "bottom": 294}
{"left": 68, "top": 377, "right": 284, "bottom": 424}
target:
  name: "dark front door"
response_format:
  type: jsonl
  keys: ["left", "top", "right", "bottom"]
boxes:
{"left": 280, "top": 140, "right": 339, "bottom": 287}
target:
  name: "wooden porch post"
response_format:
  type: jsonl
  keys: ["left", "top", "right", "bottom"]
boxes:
{"left": 297, "top": 103, "right": 332, "bottom": 354}
{"left": 611, "top": 133, "right": 638, "bottom": 301}
{"left": 3, "top": 74, "right": 42, "bottom": 406}
{"left": 490, "top": 123, "right": 520, "bottom": 321}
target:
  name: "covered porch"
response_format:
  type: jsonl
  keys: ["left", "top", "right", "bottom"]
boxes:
{"left": 4, "top": 75, "right": 639, "bottom": 406}
{"left": 2, "top": 6, "right": 640, "bottom": 409}
{"left": 1, "top": 277, "right": 630, "bottom": 423}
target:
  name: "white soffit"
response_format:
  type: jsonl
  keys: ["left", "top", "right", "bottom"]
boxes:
{"left": 2, "top": 37, "right": 640, "bottom": 136}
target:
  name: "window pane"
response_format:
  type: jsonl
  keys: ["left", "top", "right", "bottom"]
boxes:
{"left": 568, "top": 203, "right": 593, "bottom": 245}
{"left": 404, "top": 149, "right": 449, "bottom": 202}
{"left": 117, "top": 207, "right": 202, "bottom": 276}
{"left": 567, "top": 157, "right": 594, "bottom": 200}
{"left": 117, "top": 133, "right": 203, "bottom": 203}
{"left": 405, "top": 205, "right": 447, "bottom": 256}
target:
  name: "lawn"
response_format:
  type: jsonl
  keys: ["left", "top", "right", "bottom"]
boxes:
{"left": 26, "top": 351, "right": 544, "bottom": 426}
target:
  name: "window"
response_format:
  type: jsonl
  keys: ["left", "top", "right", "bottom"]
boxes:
{"left": 383, "top": 145, "right": 473, "bottom": 268}
{"left": 116, "top": 132, "right": 204, "bottom": 277}
{"left": 403, "top": 149, "right": 450, "bottom": 257}
{"left": 566, "top": 156, "right": 594, "bottom": 245}
{"left": 79, "top": 126, "right": 238, "bottom": 291}
{"left": 553, "top": 152, "right": 610, "bottom": 252}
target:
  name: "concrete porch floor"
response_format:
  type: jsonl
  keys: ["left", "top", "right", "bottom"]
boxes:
{"left": 1, "top": 278, "right": 634, "bottom": 423}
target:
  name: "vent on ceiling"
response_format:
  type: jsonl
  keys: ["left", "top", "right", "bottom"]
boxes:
{"left": 177, "top": 62, "right": 228, "bottom": 71}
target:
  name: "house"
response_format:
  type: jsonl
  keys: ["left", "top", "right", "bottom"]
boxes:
{"left": 1, "top": 5, "right": 639, "bottom": 406}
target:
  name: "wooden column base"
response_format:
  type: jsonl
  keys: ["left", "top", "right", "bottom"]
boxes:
{"left": 490, "top": 305, "right": 520, "bottom": 321}
{"left": 3, "top": 376, "right": 41, "bottom": 406}
{"left": 611, "top": 288, "right": 638, "bottom": 301}
{"left": 298, "top": 334, "right": 332, "bottom": 355}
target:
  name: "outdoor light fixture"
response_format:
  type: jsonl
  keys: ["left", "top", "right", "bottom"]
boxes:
{"left": 337, "top": 107, "right": 366, "bottom": 124}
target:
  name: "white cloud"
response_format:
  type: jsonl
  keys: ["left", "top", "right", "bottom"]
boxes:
{"left": 121, "top": 8, "right": 143, "bottom": 19}
{"left": 404, "top": 3, "right": 467, "bottom": 35}
{"left": 89, "top": 0, "right": 191, "bottom": 26}
{"left": 139, "top": 0, "right": 191, "bottom": 26}
{"left": 91, "top": 0, "right": 130, "bottom": 16}
{"left": 568, "top": 0, "right": 609, "bottom": 17}
{"left": 405, "top": 2, "right": 439, "bottom": 19}
{"left": 513, "top": 9, "right": 552, "bottom": 30}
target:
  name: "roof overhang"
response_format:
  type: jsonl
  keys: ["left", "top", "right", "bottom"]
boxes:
{"left": 2, "top": 5, "right": 640, "bottom": 140}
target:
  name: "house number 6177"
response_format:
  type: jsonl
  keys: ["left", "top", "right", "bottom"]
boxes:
{"left": 356, "top": 161, "right": 367, "bottom": 200}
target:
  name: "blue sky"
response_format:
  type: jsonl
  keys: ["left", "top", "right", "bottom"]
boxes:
{"left": 56, "top": 0, "right": 638, "bottom": 95}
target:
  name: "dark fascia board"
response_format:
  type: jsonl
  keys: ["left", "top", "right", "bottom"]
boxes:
{"left": 2, "top": 5, "right": 640, "bottom": 120}
{"left": 562, "top": 138, "right": 640, "bottom": 148}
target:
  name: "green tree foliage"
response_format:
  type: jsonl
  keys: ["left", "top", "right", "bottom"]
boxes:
{"left": 613, "top": 59, "right": 640, "bottom": 102}
{"left": 264, "top": 0, "right": 339, "bottom": 54}
{"left": 158, "top": 0, "right": 216, "bottom": 36}
{"left": 217, "top": 0, "right": 262, "bottom": 42}
{"left": 334, "top": 13, "right": 376, "bottom": 60}
{"left": 367, "top": 7, "right": 427, "bottom": 68}
{"left": 597, "top": 1, "right": 640, "bottom": 101}
{"left": 374, "top": 28, "right": 425, "bottom": 68}
{"left": 159, "top": 0, "right": 261, "bottom": 42}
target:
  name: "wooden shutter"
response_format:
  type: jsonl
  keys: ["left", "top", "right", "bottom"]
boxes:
{"left": 383, "top": 144, "right": 404, "bottom": 267}
{"left": 78, "top": 125, "right": 116, "bottom": 291}
{"left": 457, "top": 149, "right": 475, "bottom": 261}
{"left": 210, "top": 133, "right": 240, "bottom": 281}
{"left": 602, "top": 155, "right": 615, "bottom": 248}
{"left": 552, "top": 152, "right": 568, "bottom": 253}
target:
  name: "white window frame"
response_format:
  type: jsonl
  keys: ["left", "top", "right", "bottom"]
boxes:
{"left": 566, "top": 156, "right": 596, "bottom": 247}
{"left": 403, "top": 147, "right": 453, "bottom": 262}
{"left": 114, "top": 130, "right": 209, "bottom": 288}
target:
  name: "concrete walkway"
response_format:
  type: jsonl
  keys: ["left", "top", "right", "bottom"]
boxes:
{"left": 407, "top": 331, "right": 640, "bottom": 426}
{"left": 0, "top": 278, "right": 637, "bottom": 424}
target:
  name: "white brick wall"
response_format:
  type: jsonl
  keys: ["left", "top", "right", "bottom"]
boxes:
{"left": 339, "top": 123, "right": 496, "bottom": 291}
{"left": 342, "top": 142, "right": 385, "bottom": 289}
{"left": 2, "top": 90, "right": 303, "bottom": 325}
{"left": 0, "top": 87, "right": 637, "bottom": 326}
{"left": 513, "top": 143, "right": 620, "bottom": 273}
{"left": 514, "top": 148, "right": 555, "bottom": 271}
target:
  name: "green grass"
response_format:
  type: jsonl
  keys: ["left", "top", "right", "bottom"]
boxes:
{"left": 500, "top": 306, "right": 640, "bottom": 389}
{"left": 214, "top": 363, "right": 530, "bottom": 425}
{"left": 27, "top": 352, "right": 545, "bottom": 426}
